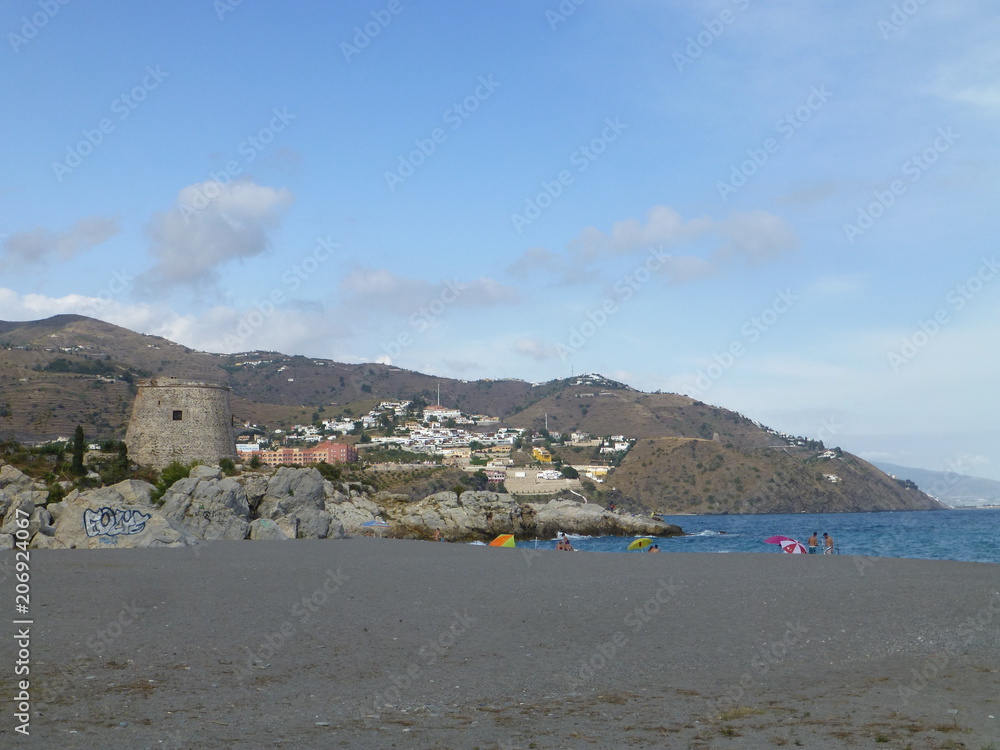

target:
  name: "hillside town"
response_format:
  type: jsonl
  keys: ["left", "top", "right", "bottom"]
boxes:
{"left": 234, "top": 398, "right": 633, "bottom": 496}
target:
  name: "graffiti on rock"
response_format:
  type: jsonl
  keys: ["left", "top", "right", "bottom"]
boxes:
{"left": 83, "top": 507, "right": 152, "bottom": 537}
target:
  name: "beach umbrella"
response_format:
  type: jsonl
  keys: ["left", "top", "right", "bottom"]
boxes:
{"left": 778, "top": 539, "right": 808, "bottom": 554}
{"left": 489, "top": 534, "right": 515, "bottom": 547}
{"left": 764, "top": 535, "right": 797, "bottom": 545}
{"left": 627, "top": 537, "right": 653, "bottom": 551}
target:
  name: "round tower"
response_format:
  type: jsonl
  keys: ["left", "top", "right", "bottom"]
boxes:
{"left": 125, "top": 377, "right": 236, "bottom": 469}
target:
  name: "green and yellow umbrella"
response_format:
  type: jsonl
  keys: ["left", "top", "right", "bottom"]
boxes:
{"left": 489, "top": 534, "right": 516, "bottom": 547}
{"left": 627, "top": 537, "right": 653, "bottom": 552}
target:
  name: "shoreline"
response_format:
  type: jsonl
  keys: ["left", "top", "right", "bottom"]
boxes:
{"left": 3, "top": 539, "right": 998, "bottom": 748}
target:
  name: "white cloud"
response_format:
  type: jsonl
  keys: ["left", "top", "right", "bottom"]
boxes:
{"left": 1, "top": 216, "right": 120, "bottom": 267}
{"left": 933, "top": 42, "right": 1000, "bottom": 115}
{"left": 512, "top": 337, "right": 561, "bottom": 361}
{"left": 0, "top": 288, "right": 348, "bottom": 357}
{"left": 340, "top": 268, "right": 518, "bottom": 313}
{"left": 713, "top": 210, "right": 798, "bottom": 265}
{"left": 567, "top": 205, "right": 712, "bottom": 262}
{"left": 529, "top": 205, "right": 797, "bottom": 288}
{"left": 143, "top": 179, "right": 293, "bottom": 287}
{"left": 506, "top": 246, "right": 598, "bottom": 285}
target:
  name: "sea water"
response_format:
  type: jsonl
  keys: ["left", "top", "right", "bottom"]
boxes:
{"left": 527, "top": 508, "right": 1000, "bottom": 564}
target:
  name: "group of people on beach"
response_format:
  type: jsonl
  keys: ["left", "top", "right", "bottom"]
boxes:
{"left": 555, "top": 533, "right": 574, "bottom": 551}
{"left": 807, "top": 531, "right": 835, "bottom": 554}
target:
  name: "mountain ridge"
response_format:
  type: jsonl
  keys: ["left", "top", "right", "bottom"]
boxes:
{"left": 0, "top": 315, "right": 944, "bottom": 514}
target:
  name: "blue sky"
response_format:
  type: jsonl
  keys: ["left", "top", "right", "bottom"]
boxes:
{"left": 3, "top": 0, "right": 999, "bottom": 479}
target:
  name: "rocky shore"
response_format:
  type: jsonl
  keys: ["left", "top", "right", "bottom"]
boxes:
{"left": 0, "top": 463, "right": 681, "bottom": 550}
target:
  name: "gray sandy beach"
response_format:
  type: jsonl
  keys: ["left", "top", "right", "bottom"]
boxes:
{"left": 3, "top": 539, "right": 998, "bottom": 749}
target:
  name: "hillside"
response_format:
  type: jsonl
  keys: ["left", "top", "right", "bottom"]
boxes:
{"left": 504, "top": 387, "right": 786, "bottom": 448}
{"left": 0, "top": 316, "right": 556, "bottom": 438}
{"left": 0, "top": 315, "right": 945, "bottom": 514}
{"left": 873, "top": 462, "right": 1000, "bottom": 507}
{"left": 612, "top": 438, "right": 941, "bottom": 514}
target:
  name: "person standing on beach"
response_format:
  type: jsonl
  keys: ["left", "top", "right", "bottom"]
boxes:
{"left": 808, "top": 532, "right": 819, "bottom": 553}
{"left": 823, "top": 532, "right": 834, "bottom": 554}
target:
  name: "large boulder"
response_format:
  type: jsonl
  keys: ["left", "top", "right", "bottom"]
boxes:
{"left": 257, "top": 467, "right": 333, "bottom": 539}
{"left": 325, "top": 491, "right": 387, "bottom": 534}
{"left": 0, "top": 464, "right": 40, "bottom": 495}
{"left": 32, "top": 481, "right": 196, "bottom": 549}
{"left": 239, "top": 472, "right": 271, "bottom": 512}
{"left": 392, "top": 491, "right": 528, "bottom": 541}
{"left": 248, "top": 518, "right": 290, "bottom": 540}
{"left": 259, "top": 467, "right": 326, "bottom": 516}
{"left": 0, "top": 464, "right": 47, "bottom": 527}
{"left": 160, "top": 477, "right": 251, "bottom": 541}
{"left": 526, "top": 498, "right": 681, "bottom": 538}
{"left": 190, "top": 465, "right": 223, "bottom": 481}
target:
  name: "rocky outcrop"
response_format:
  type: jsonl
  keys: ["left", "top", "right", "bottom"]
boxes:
{"left": 345, "top": 490, "right": 682, "bottom": 542}
{"left": 0, "top": 463, "right": 683, "bottom": 550}
{"left": 160, "top": 476, "right": 252, "bottom": 541}
{"left": 525, "top": 498, "right": 676, "bottom": 538}
{"left": 257, "top": 467, "right": 333, "bottom": 539}
{"left": 34, "top": 479, "right": 197, "bottom": 550}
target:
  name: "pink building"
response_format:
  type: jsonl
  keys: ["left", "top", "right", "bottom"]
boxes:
{"left": 249, "top": 441, "right": 357, "bottom": 467}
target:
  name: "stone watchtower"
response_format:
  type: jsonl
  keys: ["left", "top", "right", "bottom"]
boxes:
{"left": 125, "top": 377, "right": 236, "bottom": 469}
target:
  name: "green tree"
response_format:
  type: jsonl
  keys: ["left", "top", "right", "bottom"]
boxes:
{"left": 150, "top": 461, "right": 191, "bottom": 504}
{"left": 560, "top": 465, "right": 579, "bottom": 479}
{"left": 99, "top": 442, "right": 131, "bottom": 485}
{"left": 71, "top": 425, "right": 86, "bottom": 476}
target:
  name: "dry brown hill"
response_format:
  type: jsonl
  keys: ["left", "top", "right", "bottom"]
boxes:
{"left": 611, "top": 437, "right": 941, "bottom": 514}
{"left": 504, "top": 387, "right": 785, "bottom": 450}
{"left": 0, "top": 315, "right": 944, "bottom": 514}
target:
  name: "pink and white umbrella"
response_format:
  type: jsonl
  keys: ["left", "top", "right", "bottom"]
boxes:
{"left": 764, "top": 536, "right": 808, "bottom": 553}
{"left": 778, "top": 539, "right": 808, "bottom": 554}
{"left": 764, "top": 535, "right": 797, "bottom": 545}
